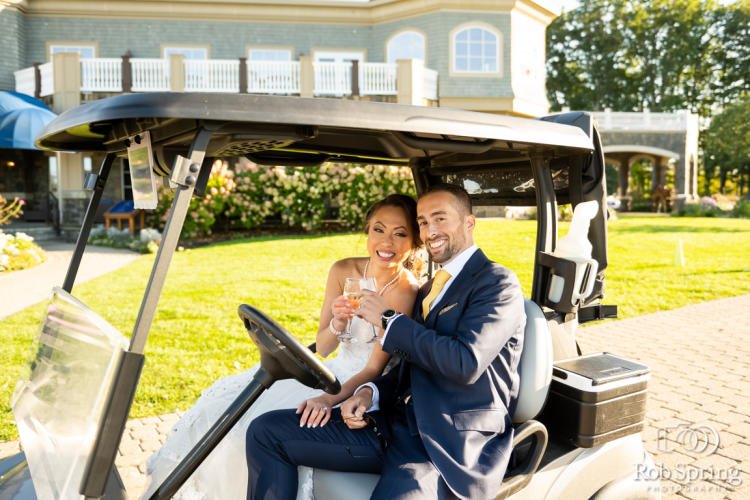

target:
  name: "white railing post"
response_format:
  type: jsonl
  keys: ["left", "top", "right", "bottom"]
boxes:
{"left": 131, "top": 58, "right": 170, "bottom": 92}
{"left": 14, "top": 67, "right": 36, "bottom": 97}
{"left": 313, "top": 61, "right": 351, "bottom": 96}
{"left": 422, "top": 67, "right": 438, "bottom": 102}
{"left": 39, "top": 62, "right": 55, "bottom": 97}
{"left": 184, "top": 59, "right": 240, "bottom": 93}
{"left": 248, "top": 61, "right": 301, "bottom": 94}
{"left": 360, "top": 63, "right": 397, "bottom": 96}
{"left": 81, "top": 58, "right": 122, "bottom": 92}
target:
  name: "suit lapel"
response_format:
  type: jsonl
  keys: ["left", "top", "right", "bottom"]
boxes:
{"left": 423, "top": 249, "right": 489, "bottom": 325}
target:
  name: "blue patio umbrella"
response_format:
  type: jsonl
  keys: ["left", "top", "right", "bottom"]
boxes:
{"left": 0, "top": 106, "right": 58, "bottom": 150}
{"left": 0, "top": 91, "right": 52, "bottom": 115}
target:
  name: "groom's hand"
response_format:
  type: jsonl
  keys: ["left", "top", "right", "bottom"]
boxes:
{"left": 356, "top": 290, "right": 389, "bottom": 330}
{"left": 341, "top": 387, "right": 373, "bottom": 430}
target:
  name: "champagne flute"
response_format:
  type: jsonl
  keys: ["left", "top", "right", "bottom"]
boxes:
{"left": 340, "top": 277, "right": 376, "bottom": 343}
{"left": 358, "top": 277, "right": 378, "bottom": 343}
{"left": 339, "top": 278, "right": 361, "bottom": 343}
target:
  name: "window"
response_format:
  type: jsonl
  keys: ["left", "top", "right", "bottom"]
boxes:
{"left": 313, "top": 50, "right": 365, "bottom": 64}
{"left": 49, "top": 44, "right": 96, "bottom": 60}
{"left": 452, "top": 25, "right": 499, "bottom": 74}
{"left": 386, "top": 30, "right": 426, "bottom": 63}
{"left": 162, "top": 46, "right": 208, "bottom": 60}
{"left": 248, "top": 49, "right": 292, "bottom": 61}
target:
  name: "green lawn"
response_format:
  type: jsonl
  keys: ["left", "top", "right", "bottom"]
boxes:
{"left": 1, "top": 217, "right": 749, "bottom": 441}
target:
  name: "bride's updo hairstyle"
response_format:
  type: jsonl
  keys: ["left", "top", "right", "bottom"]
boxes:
{"left": 364, "top": 194, "right": 424, "bottom": 274}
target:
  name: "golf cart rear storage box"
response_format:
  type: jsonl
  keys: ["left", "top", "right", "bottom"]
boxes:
{"left": 540, "top": 353, "right": 649, "bottom": 448}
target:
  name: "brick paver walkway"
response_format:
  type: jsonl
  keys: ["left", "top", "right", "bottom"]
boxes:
{"left": 2, "top": 295, "right": 749, "bottom": 499}
{"left": 577, "top": 294, "right": 750, "bottom": 500}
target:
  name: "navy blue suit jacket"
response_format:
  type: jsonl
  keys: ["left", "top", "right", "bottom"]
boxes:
{"left": 372, "top": 249, "right": 525, "bottom": 499}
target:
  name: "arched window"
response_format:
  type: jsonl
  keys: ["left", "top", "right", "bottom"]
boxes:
{"left": 386, "top": 30, "right": 426, "bottom": 63}
{"left": 452, "top": 25, "right": 499, "bottom": 74}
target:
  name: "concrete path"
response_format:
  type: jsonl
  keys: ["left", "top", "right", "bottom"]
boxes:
{"left": 0, "top": 239, "right": 141, "bottom": 319}
{"left": 2, "top": 293, "right": 749, "bottom": 499}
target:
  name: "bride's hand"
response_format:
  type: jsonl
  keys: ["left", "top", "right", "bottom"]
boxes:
{"left": 297, "top": 396, "right": 334, "bottom": 428}
{"left": 331, "top": 295, "right": 352, "bottom": 329}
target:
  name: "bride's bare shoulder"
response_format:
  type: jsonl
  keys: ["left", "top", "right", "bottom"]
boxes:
{"left": 328, "top": 257, "right": 367, "bottom": 278}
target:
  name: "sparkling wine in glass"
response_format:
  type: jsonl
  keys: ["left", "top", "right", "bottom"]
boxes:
{"left": 340, "top": 277, "right": 376, "bottom": 343}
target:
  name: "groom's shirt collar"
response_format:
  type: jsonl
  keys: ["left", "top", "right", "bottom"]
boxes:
{"left": 438, "top": 244, "right": 478, "bottom": 278}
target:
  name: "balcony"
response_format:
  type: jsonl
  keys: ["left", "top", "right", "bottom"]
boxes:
{"left": 14, "top": 56, "right": 438, "bottom": 104}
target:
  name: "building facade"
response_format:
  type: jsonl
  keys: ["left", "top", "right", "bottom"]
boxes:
{"left": 1, "top": 0, "right": 560, "bottom": 227}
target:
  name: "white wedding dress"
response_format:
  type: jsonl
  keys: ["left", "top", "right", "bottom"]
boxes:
{"left": 144, "top": 317, "right": 378, "bottom": 500}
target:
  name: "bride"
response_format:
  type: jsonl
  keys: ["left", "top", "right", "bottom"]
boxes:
{"left": 144, "top": 194, "right": 423, "bottom": 499}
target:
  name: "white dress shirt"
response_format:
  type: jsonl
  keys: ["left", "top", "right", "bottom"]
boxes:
{"left": 357, "top": 244, "right": 479, "bottom": 411}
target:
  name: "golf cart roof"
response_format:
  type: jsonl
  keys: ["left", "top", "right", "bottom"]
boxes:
{"left": 36, "top": 93, "right": 593, "bottom": 165}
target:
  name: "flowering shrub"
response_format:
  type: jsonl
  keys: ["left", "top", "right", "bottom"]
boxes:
{"left": 674, "top": 194, "right": 749, "bottom": 218}
{"left": 334, "top": 164, "right": 416, "bottom": 229}
{"left": 0, "top": 232, "right": 46, "bottom": 272}
{"left": 275, "top": 166, "right": 333, "bottom": 231}
{"left": 0, "top": 195, "right": 24, "bottom": 226}
{"left": 225, "top": 160, "right": 278, "bottom": 229}
{"left": 151, "top": 159, "right": 415, "bottom": 236}
{"left": 152, "top": 160, "right": 236, "bottom": 238}
{"left": 88, "top": 225, "right": 161, "bottom": 253}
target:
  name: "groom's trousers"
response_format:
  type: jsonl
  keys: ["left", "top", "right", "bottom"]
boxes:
{"left": 245, "top": 407, "right": 457, "bottom": 500}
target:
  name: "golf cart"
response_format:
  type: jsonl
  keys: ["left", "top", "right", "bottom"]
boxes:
{"left": 0, "top": 93, "right": 660, "bottom": 499}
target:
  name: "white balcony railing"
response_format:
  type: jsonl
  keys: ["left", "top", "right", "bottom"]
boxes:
{"left": 14, "top": 67, "right": 36, "bottom": 97}
{"left": 184, "top": 59, "right": 239, "bottom": 93}
{"left": 593, "top": 110, "right": 691, "bottom": 132}
{"left": 423, "top": 68, "right": 438, "bottom": 102}
{"left": 13, "top": 58, "right": 439, "bottom": 103}
{"left": 81, "top": 58, "right": 122, "bottom": 92}
{"left": 38, "top": 62, "right": 55, "bottom": 97}
{"left": 131, "top": 58, "right": 169, "bottom": 92}
{"left": 360, "top": 63, "right": 397, "bottom": 96}
{"left": 248, "top": 61, "right": 300, "bottom": 94}
{"left": 313, "top": 62, "right": 352, "bottom": 96}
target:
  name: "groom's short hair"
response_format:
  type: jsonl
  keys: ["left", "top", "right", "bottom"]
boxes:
{"left": 419, "top": 183, "right": 472, "bottom": 217}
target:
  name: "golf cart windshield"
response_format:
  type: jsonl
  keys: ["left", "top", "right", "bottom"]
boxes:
{"left": 11, "top": 288, "right": 128, "bottom": 500}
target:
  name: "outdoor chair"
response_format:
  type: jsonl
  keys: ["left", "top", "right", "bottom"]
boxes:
{"left": 104, "top": 200, "right": 145, "bottom": 235}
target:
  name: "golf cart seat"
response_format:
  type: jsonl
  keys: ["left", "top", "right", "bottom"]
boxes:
{"left": 313, "top": 298, "right": 552, "bottom": 499}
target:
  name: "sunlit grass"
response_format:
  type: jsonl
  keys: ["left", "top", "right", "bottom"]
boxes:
{"left": 1, "top": 216, "right": 749, "bottom": 440}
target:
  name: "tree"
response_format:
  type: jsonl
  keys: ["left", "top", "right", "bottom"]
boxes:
{"left": 702, "top": 95, "right": 750, "bottom": 196}
{"left": 546, "top": 0, "right": 633, "bottom": 112}
{"left": 546, "top": 0, "right": 722, "bottom": 117}
{"left": 714, "top": 0, "right": 750, "bottom": 107}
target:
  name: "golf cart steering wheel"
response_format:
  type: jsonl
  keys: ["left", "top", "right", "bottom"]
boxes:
{"left": 238, "top": 304, "right": 341, "bottom": 394}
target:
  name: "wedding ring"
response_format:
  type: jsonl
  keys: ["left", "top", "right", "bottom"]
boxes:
{"left": 321, "top": 407, "right": 328, "bottom": 412}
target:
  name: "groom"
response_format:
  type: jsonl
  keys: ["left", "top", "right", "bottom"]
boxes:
{"left": 246, "top": 184, "right": 526, "bottom": 499}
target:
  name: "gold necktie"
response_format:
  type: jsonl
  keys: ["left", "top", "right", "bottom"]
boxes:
{"left": 422, "top": 270, "right": 451, "bottom": 317}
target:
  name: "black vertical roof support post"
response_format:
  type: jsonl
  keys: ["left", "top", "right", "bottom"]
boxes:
{"left": 128, "top": 126, "right": 215, "bottom": 355}
{"left": 530, "top": 155, "right": 558, "bottom": 304}
{"left": 62, "top": 153, "right": 116, "bottom": 293}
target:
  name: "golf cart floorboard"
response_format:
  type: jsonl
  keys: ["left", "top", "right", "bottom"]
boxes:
{"left": 539, "top": 435, "right": 577, "bottom": 469}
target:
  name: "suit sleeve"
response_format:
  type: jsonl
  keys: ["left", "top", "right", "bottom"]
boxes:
{"left": 383, "top": 266, "right": 524, "bottom": 386}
